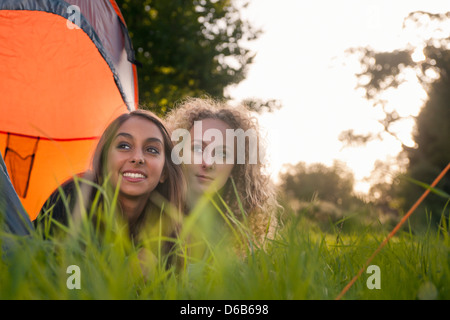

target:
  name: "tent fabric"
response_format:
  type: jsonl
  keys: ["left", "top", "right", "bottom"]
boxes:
{"left": 0, "top": 0, "right": 138, "bottom": 220}
{"left": 0, "top": 151, "right": 33, "bottom": 236}
{"left": 66, "top": 0, "right": 139, "bottom": 110}
{"left": 0, "top": 0, "right": 137, "bottom": 117}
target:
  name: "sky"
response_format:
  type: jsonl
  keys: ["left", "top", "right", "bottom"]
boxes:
{"left": 226, "top": 0, "right": 450, "bottom": 194}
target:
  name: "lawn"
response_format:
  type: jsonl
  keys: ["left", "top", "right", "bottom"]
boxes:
{"left": 1, "top": 200, "right": 448, "bottom": 301}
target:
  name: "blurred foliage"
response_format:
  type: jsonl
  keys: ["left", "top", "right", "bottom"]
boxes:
{"left": 345, "top": 11, "right": 450, "bottom": 229}
{"left": 118, "top": 0, "right": 279, "bottom": 115}
{"left": 280, "top": 161, "right": 355, "bottom": 207}
{"left": 401, "top": 71, "right": 450, "bottom": 229}
{"left": 278, "top": 161, "right": 374, "bottom": 231}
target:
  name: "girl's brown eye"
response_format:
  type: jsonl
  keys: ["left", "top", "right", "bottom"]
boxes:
{"left": 117, "top": 142, "right": 131, "bottom": 150}
{"left": 192, "top": 144, "right": 203, "bottom": 153}
{"left": 215, "top": 148, "right": 227, "bottom": 158}
{"left": 147, "top": 146, "right": 160, "bottom": 154}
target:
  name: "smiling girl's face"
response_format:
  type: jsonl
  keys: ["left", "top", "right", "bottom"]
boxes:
{"left": 106, "top": 116, "right": 166, "bottom": 201}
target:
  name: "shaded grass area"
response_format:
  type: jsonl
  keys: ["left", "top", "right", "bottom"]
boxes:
{"left": 1, "top": 197, "right": 449, "bottom": 300}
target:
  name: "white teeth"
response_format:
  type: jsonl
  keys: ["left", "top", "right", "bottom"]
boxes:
{"left": 122, "top": 172, "right": 145, "bottom": 179}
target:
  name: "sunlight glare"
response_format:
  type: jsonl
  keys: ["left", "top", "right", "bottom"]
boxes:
{"left": 411, "top": 47, "right": 426, "bottom": 62}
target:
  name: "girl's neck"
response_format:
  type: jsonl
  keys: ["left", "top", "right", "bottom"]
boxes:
{"left": 186, "top": 189, "right": 223, "bottom": 212}
{"left": 118, "top": 195, "right": 147, "bottom": 226}
{"left": 187, "top": 188, "right": 204, "bottom": 212}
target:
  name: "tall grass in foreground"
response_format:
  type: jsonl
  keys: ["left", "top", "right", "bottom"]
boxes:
{"left": 0, "top": 191, "right": 449, "bottom": 300}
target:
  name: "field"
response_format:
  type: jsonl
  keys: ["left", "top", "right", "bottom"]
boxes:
{"left": 1, "top": 196, "right": 449, "bottom": 301}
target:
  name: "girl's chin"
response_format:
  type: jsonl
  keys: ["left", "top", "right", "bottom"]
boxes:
{"left": 118, "top": 188, "right": 151, "bottom": 199}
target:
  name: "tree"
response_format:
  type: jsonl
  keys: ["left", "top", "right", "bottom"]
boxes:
{"left": 280, "top": 161, "right": 356, "bottom": 209}
{"left": 118, "top": 0, "right": 276, "bottom": 115}
{"left": 344, "top": 11, "right": 450, "bottom": 228}
{"left": 399, "top": 64, "right": 450, "bottom": 227}
{"left": 278, "top": 161, "right": 375, "bottom": 230}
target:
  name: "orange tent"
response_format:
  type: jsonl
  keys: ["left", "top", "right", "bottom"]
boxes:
{"left": 0, "top": 0, "right": 139, "bottom": 220}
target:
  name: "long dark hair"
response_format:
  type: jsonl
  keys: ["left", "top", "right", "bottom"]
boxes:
{"left": 92, "top": 109, "right": 185, "bottom": 213}
{"left": 89, "top": 109, "right": 185, "bottom": 238}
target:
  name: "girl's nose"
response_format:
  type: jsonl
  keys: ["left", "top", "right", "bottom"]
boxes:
{"left": 202, "top": 152, "right": 215, "bottom": 170}
{"left": 130, "top": 150, "right": 145, "bottom": 164}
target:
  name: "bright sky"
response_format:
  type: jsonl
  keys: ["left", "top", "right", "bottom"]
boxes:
{"left": 226, "top": 0, "right": 450, "bottom": 194}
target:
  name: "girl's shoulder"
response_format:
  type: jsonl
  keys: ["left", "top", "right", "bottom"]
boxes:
{"left": 35, "top": 173, "right": 93, "bottom": 232}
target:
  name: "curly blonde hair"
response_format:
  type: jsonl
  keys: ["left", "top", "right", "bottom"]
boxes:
{"left": 165, "top": 97, "right": 279, "bottom": 244}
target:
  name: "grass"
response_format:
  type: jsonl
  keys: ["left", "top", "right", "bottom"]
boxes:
{"left": 1, "top": 188, "right": 449, "bottom": 300}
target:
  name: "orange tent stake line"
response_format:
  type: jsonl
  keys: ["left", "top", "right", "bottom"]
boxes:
{"left": 335, "top": 162, "right": 450, "bottom": 300}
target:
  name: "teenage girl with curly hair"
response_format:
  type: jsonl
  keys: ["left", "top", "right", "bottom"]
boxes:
{"left": 165, "top": 97, "right": 279, "bottom": 248}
